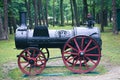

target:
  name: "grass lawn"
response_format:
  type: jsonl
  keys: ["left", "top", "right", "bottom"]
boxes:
{"left": 101, "top": 28, "right": 120, "bottom": 65}
{"left": 0, "top": 25, "right": 120, "bottom": 79}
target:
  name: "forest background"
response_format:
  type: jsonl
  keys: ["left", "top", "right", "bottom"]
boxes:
{"left": 0, "top": 0, "right": 120, "bottom": 40}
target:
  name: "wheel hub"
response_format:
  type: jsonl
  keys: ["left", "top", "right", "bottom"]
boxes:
{"left": 80, "top": 52, "right": 85, "bottom": 57}
{"left": 29, "top": 59, "right": 35, "bottom": 65}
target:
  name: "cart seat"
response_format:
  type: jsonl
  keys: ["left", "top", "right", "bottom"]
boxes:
{"left": 33, "top": 26, "right": 49, "bottom": 37}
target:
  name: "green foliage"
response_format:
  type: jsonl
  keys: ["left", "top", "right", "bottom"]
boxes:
{"left": 9, "top": 0, "right": 26, "bottom": 20}
{"left": 0, "top": 0, "right": 3, "bottom": 7}
{"left": 0, "top": 1, "right": 3, "bottom": 15}
{"left": 116, "top": 0, "right": 120, "bottom": 8}
{"left": 0, "top": 0, "right": 118, "bottom": 29}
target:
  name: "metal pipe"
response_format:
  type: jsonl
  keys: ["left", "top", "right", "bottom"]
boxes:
{"left": 19, "top": 12, "right": 27, "bottom": 26}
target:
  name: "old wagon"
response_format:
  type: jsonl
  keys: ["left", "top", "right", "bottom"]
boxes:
{"left": 15, "top": 12, "right": 102, "bottom": 75}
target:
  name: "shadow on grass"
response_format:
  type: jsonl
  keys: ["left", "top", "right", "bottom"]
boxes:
{"left": 9, "top": 65, "right": 106, "bottom": 80}
{"left": 22, "top": 65, "right": 101, "bottom": 78}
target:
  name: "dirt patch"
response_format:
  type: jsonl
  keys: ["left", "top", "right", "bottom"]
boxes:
{"left": 1, "top": 58, "right": 120, "bottom": 80}
{"left": 1, "top": 62, "right": 17, "bottom": 80}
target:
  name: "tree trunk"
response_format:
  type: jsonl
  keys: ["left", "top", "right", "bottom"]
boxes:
{"left": 3, "top": 0, "right": 8, "bottom": 39}
{"left": 45, "top": 0, "right": 49, "bottom": 27}
{"left": 100, "top": 0, "right": 104, "bottom": 32}
{"left": 92, "top": 0, "right": 95, "bottom": 20}
{"left": 53, "top": 0, "right": 55, "bottom": 27}
{"left": 109, "top": 11, "right": 112, "bottom": 22}
{"left": 42, "top": 9, "right": 46, "bottom": 25}
{"left": 0, "top": 13, "right": 6, "bottom": 40}
{"left": 70, "top": 0, "right": 74, "bottom": 26}
{"left": 112, "top": 0, "right": 118, "bottom": 34}
{"left": 38, "top": 0, "right": 42, "bottom": 25}
{"left": 12, "top": 16, "right": 17, "bottom": 33}
{"left": 26, "top": 0, "right": 33, "bottom": 29}
{"left": 96, "top": 13, "right": 100, "bottom": 24}
{"left": 41, "top": 1, "right": 46, "bottom": 26}
{"left": 33, "top": 0, "right": 38, "bottom": 27}
{"left": 8, "top": 17, "right": 12, "bottom": 34}
{"left": 8, "top": 0, "right": 12, "bottom": 34}
{"left": 60, "top": 0, "right": 64, "bottom": 26}
{"left": 72, "top": 0, "right": 80, "bottom": 26}
{"left": 83, "top": 0, "right": 88, "bottom": 23}
{"left": 104, "top": 7, "right": 108, "bottom": 26}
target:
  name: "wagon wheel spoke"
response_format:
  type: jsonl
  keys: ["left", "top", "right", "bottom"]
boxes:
{"left": 32, "top": 49, "right": 36, "bottom": 57}
{"left": 66, "top": 43, "right": 78, "bottom": 52}
{"left": 65, "top": 56, "right": 76, "bottom": 62}
{"left": 85, "top": 45, "right": 98, "bottom": 53}
{"left": 83, "top": 57, "right": 89, "bottom": 69}
{"left": 29, "top": 64, "right": 33, "bottom": 74}
{"left": 81, "top": 37, "right": 85, "bottom": 50}
{"left": 26, "top": 51, "right": 31, "bottom": 57}
{"left": 18, "top": 47, "right": 46, "bottom": 75}
{"left": 32, "top": 65, "right": 38, "bottom": 74}
{"left": 64, "top": 51, "right": 78, "bottom": 56}
{"left": 79, "top": 57, "right": 89, "bottom": 70}
{"left": 20, "top": 61, "right": 28, "bottom": 63}
{"left": 23, "top": 63, "right": 29, "bottom": 69}
{"left": 72, "top": 58, "right": 79, "bottom": 68}
{"left": 86, "top": 57, "right": 97, "bottom": 65}
{"left": 40, "top": 48, "right": 49, "bottom": 61}
{"left": 73, "top": 38, "right": 81, "bottom": 51}
{"left": 85, "top": 54, "right": 100, "bottom": 57}
{"left": 36, "top": 52, "right": 42, "bottom": 58}
{"left": 62, "top": 35, "right": 101, "bottom": 74}
{"left": 36, "top": 54, "right": 46, "bottom": 65}
{"left": 79, "top": 58, "right": 82, "bottom": 70}
{"left": 84, "top": 39, "right": 92, "bottom": 52}
{"left": 21, "top": 54, "right": 29, "bottom": 61}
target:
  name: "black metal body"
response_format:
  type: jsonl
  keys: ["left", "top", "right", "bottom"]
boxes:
{"left": 15, "top": 26, "right": 102, "bottom": 50}
{"left": 15, "top": 12, "right": 102, "bottom": 50}
{"left": 15, "top": 27, "right": 69, "bottom": 49}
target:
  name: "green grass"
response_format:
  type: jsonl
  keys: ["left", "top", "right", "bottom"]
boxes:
{"left": 101, "top": 31, "right": 120, "bottom": 65}
{"left": 0, "top": 25, "right": 120, "bottom": 79}
{"left": 9, "top": 64, "right": 106, "bottom": 80}
{"left": 0, "top": 35, "right": 20, "bottom": 64}
{"left": 9, "top": 68, "right": 27, "bottom": 80}
{"left": 0, "top": 35, "right": 20, "bottom": 79}
{"left": 48, "top": 25, "right": 73, "bottom": 30}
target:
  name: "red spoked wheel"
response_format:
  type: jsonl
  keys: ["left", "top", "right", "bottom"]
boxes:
{"left": 62, "top": 35, "right": 101, "bottom": 73}
{"left": 18, "top": 47, "right": 47, "bottom": 75}
{"left": 40, "top": 48, "right": 49, "bottom": 61}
